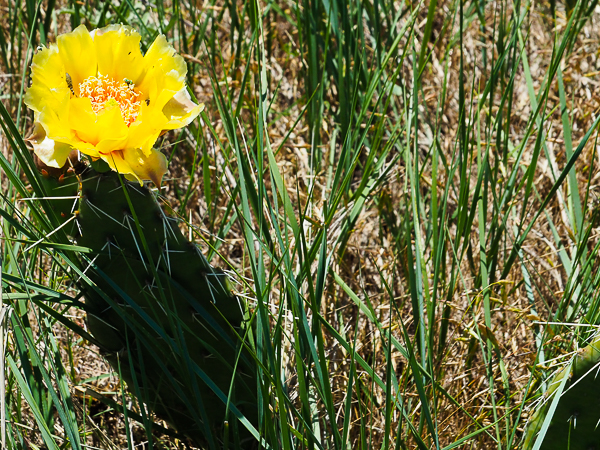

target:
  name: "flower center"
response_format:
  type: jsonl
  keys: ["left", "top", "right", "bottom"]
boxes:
{"left": 79, "top": 74, "right": 141, "bottom": 127}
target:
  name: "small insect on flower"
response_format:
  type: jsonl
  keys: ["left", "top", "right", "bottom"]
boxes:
{"left": 65, "top": 73, "right": 75, "bottom": 95}
{"left": 25, "top": 24, "right": 204, "bottom": 185}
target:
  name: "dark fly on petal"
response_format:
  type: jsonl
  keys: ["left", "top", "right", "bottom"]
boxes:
{"left": 66, "top": 73, "right": 75, "bottom": 96}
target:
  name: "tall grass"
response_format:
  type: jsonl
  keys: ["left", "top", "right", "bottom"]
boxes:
{"left": 1, "top": 0, "right": 600, "bottom": 448}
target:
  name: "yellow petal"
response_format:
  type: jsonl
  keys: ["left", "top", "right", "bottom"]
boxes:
{"left": 92, "top": 25, "right": 145, "bottom": 86}
{"left": 34, "top": 101, "right": 99, "bottom": 158}
{"left": 136, "top": 35, "right": 187, "bottom": 111}
{"left": 69, "top": 97, "right": 98, "bottom": 144}
{"left": 69, "top": 98, "right": 128, "bottom": 150}
{"left": 26, "top": 122, "right": 73, "bottom": 168}
{"left": 69, "top": 140, "right": 100, "bottom": 158}
{"left": 124, "top": 102, "right": 167, "bottom": 155}
{"left": 24, "top": 44, "right": 70, "bottom": 114}
{"left": 101, "top": 150, "right": 135, "bottom": 178}
{"left": 123, "top": 147, "right": 167, "bottom": 186}
{"left": 25, "top": 83, "right": 70, "bottom": 117}
{"left": 57, "top": 25, "right": 97, "bottom": 96}
{"left": 25, "top": 44, "right": 72, "bottom": 139}
{"left": 95, "top": 106, "right": 129, "bottom": 154}
{"left": 101, "top": 147, "right": 167, "bottom": 186}
{"left": 38, "top": 96, "right": 74, "bottom": 142}
{"left": 162, "top": 88, "right": 204, "bottom": 130}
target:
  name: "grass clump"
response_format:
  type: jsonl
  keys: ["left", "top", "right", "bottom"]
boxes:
{"left": 2, "top": 0, "right": 600, "bottom": 448}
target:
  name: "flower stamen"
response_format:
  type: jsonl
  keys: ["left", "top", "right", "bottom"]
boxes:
{"left": 79, "top": 74, "right": 141, "bottom": 126}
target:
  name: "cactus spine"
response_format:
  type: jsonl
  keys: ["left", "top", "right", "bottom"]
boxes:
{"left": 42, "top": 164, "right": 258, "bottom": 448}
{"left": 523, "top": 334, "right": 600, "bottom": 450}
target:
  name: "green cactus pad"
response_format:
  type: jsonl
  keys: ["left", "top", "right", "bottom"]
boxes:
{"left": 38, "top": 168, "right": 80, "bottom": 229}
{"left": 59, "top": 169, "right": 257, "bottom": 447}
{"left": 523, "top": 335, "right": 600, "bottom": 450}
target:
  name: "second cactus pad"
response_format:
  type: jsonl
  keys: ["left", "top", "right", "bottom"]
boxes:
{"left": 523, "top": 334, "right": 600, "bottom": 450}
{"left": 74, "top": 169, "right": 258, "bottom": 447}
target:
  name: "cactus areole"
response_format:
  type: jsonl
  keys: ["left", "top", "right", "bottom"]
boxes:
{"left": 523, "top": 335, "right": 600, "bottom": 450}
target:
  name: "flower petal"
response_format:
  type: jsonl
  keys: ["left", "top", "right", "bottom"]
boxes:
{"left": 124, "top": 102, "right": 168, "bottom": 156}
{"left": 25, "top": 44, "right": 73, "bottom": 144}
{"left": 136, "top": 35, "right": 187, "bottom": 111}
{"left": 101, "top": 150, "right": 135, "bottom": 178}
{"left": 69, "top": 97, "right": 98, "bottom": 144}
{"left": 96, "top": 107, "right": 129, "bottom": 154}
{"left": 26, "top": 122, "right": 73, "bottom": 168}
{"left": 101, "top": 147, "right": 167, "bottom": 186}
{"left": 162, "top": 88, "right": 204, "bottom": 130}
{"left": 93, "top": 25, "right": 145, "bottom": 86}
{"left": 69, "top": 98, "right": 129, "bottom": 152}
{"left": 33, "top": 99, "right": 98, "bottom": 158}
{"left": 57, "top": 25, "right": 97, "bottom": 96}
{"left": 123, "top": 147, "right": 167, "bottom": 186}
{"left": 24, "top": 44, "right": 70, "bottom": 114}
{"left": 70, "top": 141, "right": 100, "bottom": 157}
{"left": 38, "top": 96, "right": 76, "bottom": 144}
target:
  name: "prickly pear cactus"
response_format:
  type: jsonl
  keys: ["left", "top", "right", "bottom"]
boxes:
{"left": 41, "top": 164, "right": 258, "bottom": 447}
{"left": 523, "top": 334, "right": 600, "bottom": 450}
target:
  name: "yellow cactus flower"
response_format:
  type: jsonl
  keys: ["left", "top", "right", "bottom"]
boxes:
{"left": 25, "top": 24, "right": 203, "bottom": 185}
